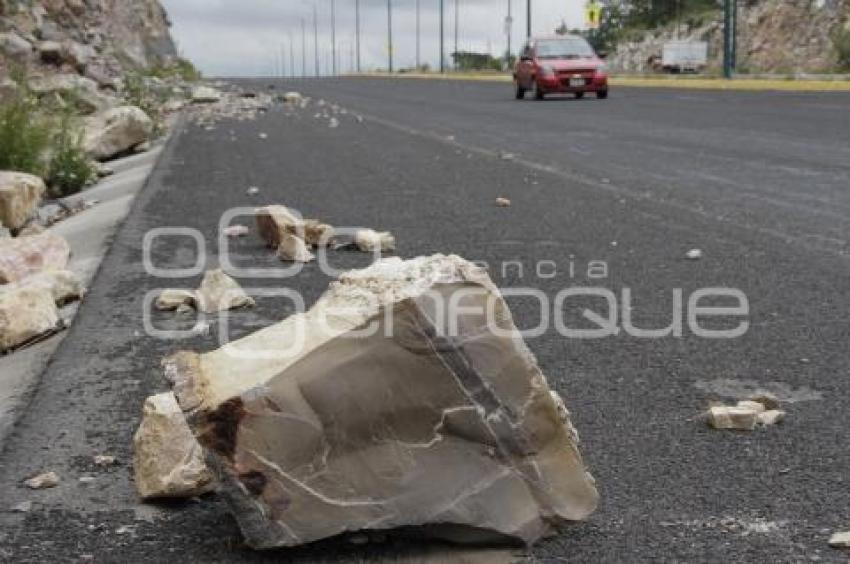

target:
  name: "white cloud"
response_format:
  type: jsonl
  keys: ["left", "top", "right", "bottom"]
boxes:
{"left": 161, "top": 0, "right": 586, "bottom": 76}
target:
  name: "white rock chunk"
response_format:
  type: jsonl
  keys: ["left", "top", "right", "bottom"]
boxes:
{"left": 132, "top": 392, "right": 215, "bottom": 500}
{"left": 24, "top": 471, "right": 59, "bottom": 490}
{"left": 2, "top": 269, "right": 84, "bottom": 306}
{"left": 707, "top": 405, "right": 759, "bottom": 431}
{"left": 0, "top": 172, "right": 46, "bottom": 232}
{"left": 155, "top": 289, "right": 197, "bottom": 312}
{"left": 0, "top": 287, "right": 61, "bottom": 352}
{"left": 163, "top": 254, "right": 599, "bottom": 549}
{"left": 191, "top": 86, "right": 223, "bottom": 104}
{"left": 196, "top": 270, "right": 255, "bottom": 314}
{"left": 355, "top": 229, "right": 396, "bottom": 252}
{"left": 84, "top": 106, "right": 154, "bottom": 161}
{"left": 0, "top": 231, "right": 70, "bottom": 283}
{"left": 277, "top": 233, "right": 315, "bottom": 263}
{"left": 830, "top": 531, "right": 850, "bottom": 549}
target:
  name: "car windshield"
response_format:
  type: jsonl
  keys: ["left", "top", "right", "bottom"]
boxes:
{"left": 536, "top": 38, "right": 595, "bottom": 59}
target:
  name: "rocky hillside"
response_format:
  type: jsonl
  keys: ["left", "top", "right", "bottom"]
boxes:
{"left": 0, "top": 0, "right": 178, "bottom": 86}
{"left": 610, "top": 0, "right": 850, "bottom": 74}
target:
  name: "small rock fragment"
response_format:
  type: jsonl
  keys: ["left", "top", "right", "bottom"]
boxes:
{"left": 500, "top": 152, "right": 515, "bottom": 160}
{"left": 686, "top": 249, "right": 703, "bottom": 260}
{"left": 282, "top": 91, "right": 303, "bottom": 104}
{"left": 11, "top": 501, "right": 32, "bottom": 513}
{"left": 706, "top": 405, "right": 759, "bottom": 431}
{"left": 93, "top": 455, "right": 117, "bottom": 467}
{"left": 495, "top": 197, "right": 512, "bottom": 207}
{"left": 748, "top": 392, "right": 781, "bottom": 411}
{"left": 830, "top": 531, "right": 850, "bottom": 549}
{"left": 132, "top": 392, "right": 215, "bottom": 500}
{"left": 736, "top": 400, "right": 766, "bottom": 414}
{"left": 355, "top": 229, "right": 396, "bottom": 253}
{"left": 757, "top": 410, "right": 786, "bottom": 426}
{"left": 246, "top": 186, "right": 260, "bottom": 196}
{"left": 277, "top": 233, "right": 315, "bottom": 263}
{"left": 328, "top": 117, "right": 339, "bottom": 128}
{"left": 196, "top": 269, "right": 255, "bottom": 314}
{"left": 191, "top": 86, "right": 223, "bottom": 104}
{"left": 155, "top": 289, "right": 196, "bottom": 312}
{"left": 223, "top": 225, "right": 250, "bottom": 238}
{"left": 24, "top": 471, "right": 59, "bottom": 490}
{"left": 258, "top": 133, "right": 268, "bottom": 140}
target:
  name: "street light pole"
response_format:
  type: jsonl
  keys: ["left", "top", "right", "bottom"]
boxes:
{"left": 387, "top": 0, "right": 393, "bottom": 73}
{"left": 454, "top": 0, "right": 459, "bottom": 70}
{"left": 526, "top": 0, "right": 531, "bottom": 39}
{"left": 313, "top": 2, "right": 319, "bottom": 77}
{"left": 301, "top": 17, "right": 307, "bottom": 77}
{"left": 723, "top": 0, "right": 732, "bottom": 79}
{"left": 331, "top": 0, "right": 336, "bottom": 76}
{"left": 507, "top": 0, "right": 512, "bottom": 63}
{"left": 355, "top": 0, "right": 361, "bottom": 72}
{"left": 439, "top": 0, "right": 445, "bottom": 73}
{"left": 290, "top": 33, "right": 295, "bottom": 78}
{"left": 415, "top": 0, "right": 420, "bottom": 70}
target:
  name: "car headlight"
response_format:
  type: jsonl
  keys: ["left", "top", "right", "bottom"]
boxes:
{"left": 539, "top": 65, "right": 555, "bottom": 77}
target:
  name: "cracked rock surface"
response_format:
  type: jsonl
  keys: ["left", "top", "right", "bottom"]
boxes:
{"left": 164, "top": 254, "right": 598, "bottom": 549}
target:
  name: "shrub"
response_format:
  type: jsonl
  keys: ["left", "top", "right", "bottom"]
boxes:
{"left": 835, "top": 29, "right": 850, "bottom": 71}
{"left": 46, "top": 111, "right": 95, "bottom": 197}
{"left": 0, "top": 82, "right": 51, "bottom": 177}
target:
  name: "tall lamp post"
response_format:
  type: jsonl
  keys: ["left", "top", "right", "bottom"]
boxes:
{"left": 331, "top": 0, "right": 337, "bottom": 75}
{"left": 355, "top": 0, "right": 361, "bottom": 72}
{"left": 526, "top": 0, "right": 531, "bottom": 39}
{"left": 440, "top": 0, "right": 445, "bottom": 72}
{"left": 387, "top": 0, "right": 393, "bottom": 73}
{"left": 313, "top": 2, "right": 320, "bottom": 76}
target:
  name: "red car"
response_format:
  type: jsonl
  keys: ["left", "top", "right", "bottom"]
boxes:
{"left": 514, "top": 35, "right": 609, "bottom": 100}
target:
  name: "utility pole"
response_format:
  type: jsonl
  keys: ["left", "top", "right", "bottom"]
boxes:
{"left": 723, "top": 0, "right": 733, "bottom": 79}
{"left": 331, "top": 0, "right": 337, "bottom": 76}
{"left": 731, "top": 0, "right": 739, "bottom": 71}
{"left": 355, "top": 0, "right": 361, "bottom": 72}
{"left": 387, "top": 0, "right": 393, "bottom": 73}
{"left": 454, "top": 0, "right": 459, "bottom": 70}
{"left": 281, "top": 44, "right": 286, "bottom": 78}
{"left": 313, "top": 2, "right": 319, "bottom": 77}
{"left": 415, "top": 0, "right": 421, "bottom": 69}
{"left": 526, "top": 0, "right": 531, "bottom": 39}
{"left": 289, "top": 33, "right": 295, "bottom": 78}
{"left": 507, "top": 0, "right": 512, "bottom": 65}
{"left": 439, "top": 0, "right": 445, "bottom": 72}
{"left": 301, "top": 18, "right": 307, "bottom": 77}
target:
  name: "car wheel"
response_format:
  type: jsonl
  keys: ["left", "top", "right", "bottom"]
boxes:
{"left": 597, "top": 89, "right": 609, "bottom": 99}
{"left": 534, "top": 81, "right": 545, "bottom": 100}
{"left": 515, "top": 81, "right": 526, "bottom": 100}
{"left": 575, "top": 92, "right": 585, "bottom": 99}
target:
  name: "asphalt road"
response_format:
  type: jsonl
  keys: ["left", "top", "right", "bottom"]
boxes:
{"left": 1, "top": 77, "right": 849, "bottom": 562}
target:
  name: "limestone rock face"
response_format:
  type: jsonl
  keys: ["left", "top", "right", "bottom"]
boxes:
{"left": 0, "top": 231, "right": 71, "bottom": 284}
{"left": 133, "top": 392, "right": 215, "bottom": 500}
{"left": 28, "top": 73, "right": 115, "bottom": 114}
{"left": 83, "top": 106, "right": 153, "bottom": 161}
{"left": 0, "top": 287, "right": 60, "bottom": 352}
{"left": 0, "top": 172, "right": 46, "bottom": 232}
{"left": 165, "top": 255, "right": 598, "bottom": 549}
{"left": 196, "top": 269, "right": 255, "bottom": 314}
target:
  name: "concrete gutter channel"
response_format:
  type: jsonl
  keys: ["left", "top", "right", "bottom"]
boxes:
{"left": 0, "top": 143, "right": 167, "bottom": 447}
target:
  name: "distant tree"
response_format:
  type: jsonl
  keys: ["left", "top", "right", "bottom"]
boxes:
{"left": 451, "top": 51, "right": 504, "bottom": 72}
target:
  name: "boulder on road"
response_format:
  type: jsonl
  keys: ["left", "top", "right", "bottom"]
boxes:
{"left": 255, "top": 205, "right": 334, "bottom": 248}
{"left": 830, "top": 531, "right": 850, "bottom": 549}
{"left": 83, "top": 106, "right": 153, "bottom": 161}
{"left": 0, "top": 287, "right": 61, "bottom": 352}
{"left": 156, "top": 289, "right": 197, "bottom": 311}
{"left": 282, "top": 91, "right": 303, "bottom": 104}
{"left": 196, "top": 269, "right": 255, "bottom": 314}
{"left": 0, "top": 172, "right": 46, "bottom": 232}
{"left": 0, "top": 231, "right": 71, "bottom": 284}
{"left": 133, "top": 392, "right": 215, "bottom": 500}
{"left": 191, "top": 86, "right": 223, "bottom": 104}
{"left": 277, "top": 233, "right": 314, "bottom": 263}
{"left": 164, "top": 254, "right": 598, "bottom": 549}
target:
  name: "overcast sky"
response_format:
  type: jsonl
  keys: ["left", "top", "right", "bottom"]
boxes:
{"left": 160, "top": 0, "right": 586, "bottom": 77}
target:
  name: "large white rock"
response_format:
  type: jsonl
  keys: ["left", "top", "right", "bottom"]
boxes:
{"left": 1, "top": 270, "right": 84, "bottom": 306}
{"left": 255, "top": 205, "right": 334, "bottom": 248}
{"left": 0, "top": 287, "right": 60, "bottom": 352}
{"left": 28, "top": 73, "right": 115, "bottom": 114}
{"left": 0, "top": 231, "right": 71, "bottom": 284}
{"left": 164, "top": 254, "right": 598, "bottom": 549}
{"left": 133, "top": 392, "right": 215, "bottom": 500}
{"left": 0, "top": 172, "right": 46, "bottom": 232}
{"left": 84, "top": 106, "right": 154, "bottom": 161}
{"left": 0, "top": 32, "right": 33, "bottom": 61}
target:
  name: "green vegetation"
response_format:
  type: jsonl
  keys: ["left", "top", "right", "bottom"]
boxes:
{"left": 0, "top": 69, "right": 93, "bottom": 196}
{"left": 46, "top": 110, "right": 95, "bottom": 197}
{"left": 450, "top": 51, "right": 509, "bottom": 72}
{"left": 147, "top": 57, "right": 202, "bottom": 82}
{"left": 835, "top": 29, "right": 850, "bottom": 71}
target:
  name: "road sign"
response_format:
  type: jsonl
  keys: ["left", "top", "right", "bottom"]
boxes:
{"left": 585, "top": 1, "right": 602, "bottom": 30}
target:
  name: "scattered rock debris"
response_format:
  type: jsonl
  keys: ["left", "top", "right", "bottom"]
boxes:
{"left": 162, "top": 254, "right": 598, "bottom": 549}
{"left": 686, "top": 248, "right": 703, "bottom": 260}
{"left": 196, "top": 269, "right": 255, "bottom": 314}
{"left": 246, "top": 186, "right": 260, "bottom": 196}
{"left": 223, "top": 225, "right": 250, "bottom": 238}
{"left": 277, "top": 232, "right": 315, "bottom": 263}
{"left": 155, "top": 289, "right": 196, "bottom": 312}
{"left": 706, "top": 395, "right": 786, "bottom": 431}
{"left": 132, "top": 392, "right": 215, "bottom": 500}
{"left": 24, "top": 471, "right": 59, "bottom": 490}
{"left": 355, "top": 229, "right": 396, "bottom": 253}
{"left": 830, "top": 531, "right": 850, "bottom": 549}
{"left": 495, "top": 197, "right": 512, "bottom": 207}
{"left": 11, "top": 501, "right": 33, "bottom": 513}
{"left": 93, "top": 455, "right": 117, "bottom": 467}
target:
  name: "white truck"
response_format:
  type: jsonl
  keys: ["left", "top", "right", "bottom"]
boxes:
{"left": 662, "top": 41, "right": 709, "bottom": 73}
